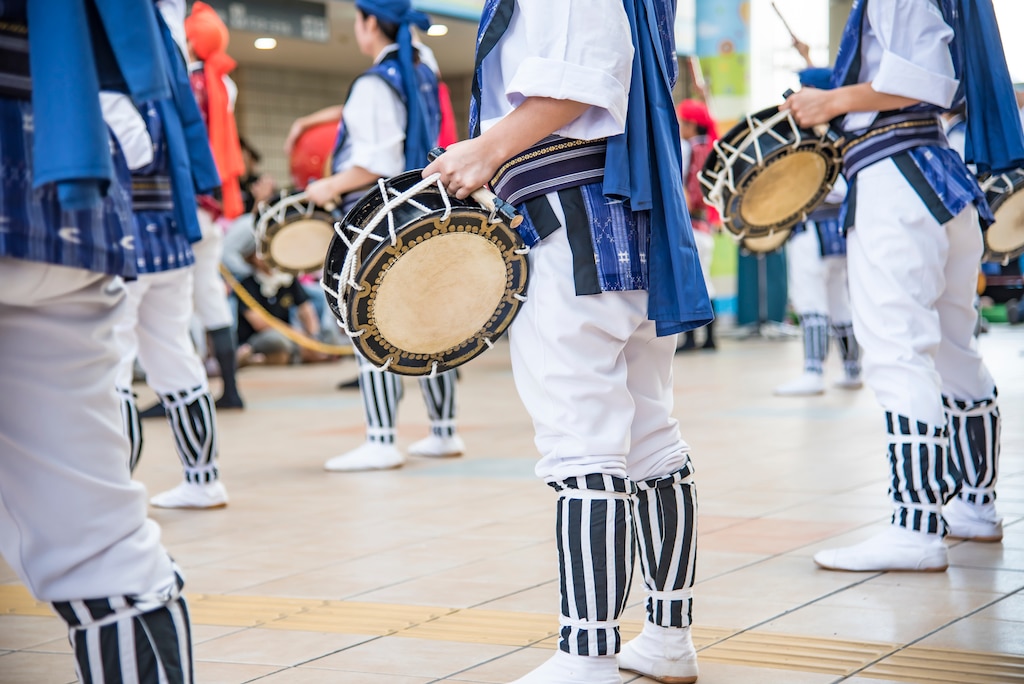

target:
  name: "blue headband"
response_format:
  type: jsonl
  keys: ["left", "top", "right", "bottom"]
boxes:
{"left": 355, "top": 0, "right": 430, "bottom": 31}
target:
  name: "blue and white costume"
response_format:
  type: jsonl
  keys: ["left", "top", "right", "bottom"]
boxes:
{"left": 813, "top": 0, "right": 1019, "bottom": 573}
{"left": 0, "top": 2, "right": 194, "bottom": 681}
{"left": 469, "top": 1, "right": 710, "bottom": 681}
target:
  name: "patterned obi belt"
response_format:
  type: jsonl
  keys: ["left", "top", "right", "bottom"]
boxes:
{"left": 0, "top": 21, "right": 30, "bottom": 101}
{"left": 489, "top": 135, "right": 607, "bottom": 206}
{"left": 840, "top": 111, "right": 946, "bottom": 180}
{"left": 131, "top": 175, "right": 174, "bottom": 213}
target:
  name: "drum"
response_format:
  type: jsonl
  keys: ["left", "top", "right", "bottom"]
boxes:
{"left": 699, "top": 106, "right": 842, "bottom": 241}
{"left": 981, "top": 169, "right": 1024, "bottom": 265}
{"left": 322, "top": 171, "right": 529, "bottom": 376}
{"left": 255, "top": 192, "right": 337, "bottom": 275}
{"left": 739, "top": 226, "right": 792, "bottom": 255}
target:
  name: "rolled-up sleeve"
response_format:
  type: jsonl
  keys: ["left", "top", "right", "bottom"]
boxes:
{"left": 869, "top": 0, "right": 959, "bottom": 107}
{"left": 343, "top": 76, "right": 406, "bottom": 179}
{"left": 505, "top": 0, "right": 633, "bottom": 138}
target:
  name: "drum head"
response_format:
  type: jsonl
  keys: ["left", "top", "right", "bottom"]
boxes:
{"left": 741, "top": 227, "right": 791, "bottom": 254}
{"left": 265, "top": 216, "right": 336, "bottom": 274}
{"left": 738, "top": 151, "right": 828, "bottom": 229}
{"left": 985, "top": 170, "right": 1024, "bottom": 264}
{"left": 347, "top": 207, "right": 528, "bottom": 376}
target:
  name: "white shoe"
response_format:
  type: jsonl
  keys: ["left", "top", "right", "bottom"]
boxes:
{"left": 944, "top": 497, "right": 1003, "bottom": 542}
{"left": 774, "top": 372, "right": 825, "bottom": 396}
{"left": 813, "top": 527, "right": 948, "bottom": 572}
{"left": 324, "top": 442, "right": 403, "bottom": 472}
{"left": 833, "top": 375, "right": 863, "bottom": 390}
{"left": 619, "top": 622, "right": 699, "bottom": 684}
{"left": 511, "top": 651, "right": 620, "bottom": 684}
{"left": 408, "top": 434, "right": 465, "bottom": 458}
{"left": 150, "top": 481, "right": 228, "bottom": 509}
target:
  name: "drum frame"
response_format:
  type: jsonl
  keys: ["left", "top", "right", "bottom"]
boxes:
{"left": 322, "top": 172, "right": 529, "bottom": 376}
{"left": 699, "top": 107, "right": 841, "bottom": 243}
{"left": 980, "top": 170, "right": 1024, "bottom": 265}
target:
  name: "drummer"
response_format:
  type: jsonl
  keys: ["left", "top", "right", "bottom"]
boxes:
{"left": 784, "top": 0, "right": 1021, "bottom": 572}
{"left": 302, "top": 0, "right": 465, "bottom": 472}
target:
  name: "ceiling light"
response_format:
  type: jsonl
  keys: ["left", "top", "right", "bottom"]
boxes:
{"left": 254, "top": 37, "right": 278, "bottom": 50}
{"left": 427, "top": 24, "right": 448, "bottom": 37}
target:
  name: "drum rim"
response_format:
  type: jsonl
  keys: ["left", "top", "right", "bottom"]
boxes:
{"left": 982, "top": 170, "right": 1024, "bottom": 264}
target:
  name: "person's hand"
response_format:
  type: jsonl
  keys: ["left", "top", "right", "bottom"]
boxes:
{"left": 422, "top": 139, "right": 502, "bottom": 200}
{"left": 304, "top": 176, "right": 339, "bottom": 208}
{"left": 792, "top": 38, "right": 812, "bottom": 65}
{"left": 781, "top": 87, "right": 838, "bottom": 128}
{"left": 284, "top": 118, "right": 307, "bottom": 155}
{"left": 250, "top": 174, "right": 276, "bottom": 206}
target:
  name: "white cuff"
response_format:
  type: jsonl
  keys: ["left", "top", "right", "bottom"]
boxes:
{"left": 873, "top": 50, "right": 959, "bottom": 108}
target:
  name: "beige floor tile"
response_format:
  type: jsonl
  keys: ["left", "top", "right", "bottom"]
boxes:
{"left": 757, "top": 602, "right": 957, "bottom": 644}
{"left": 307, "top": 635, "right": 515, "bottom": 678}
{"left": 915, "top": 616, "right": 1024, "bottom": 653}
{"left": 0, "top": 616, "right": 66, "bottom": 650}
{"left": 194, "top": 626, "right": 372, "bottom": 666}
{"left": 0, "top": 652, "right": 76, "bottom": 684}
{"left": 445, "top": 647, "right": 553, "bottom": 682}
{"left": 257, "top": 667, "right": 433, "bottom": 683}
{"left": 192, "top": 660, "right": 282, "bottom": 684}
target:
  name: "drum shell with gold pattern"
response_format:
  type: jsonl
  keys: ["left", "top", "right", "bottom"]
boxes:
{"left": 323, "top": 171, "right": 529, "bottom": 376}
{"left": 699, "top": 106, "right": 841, "bottom": 245}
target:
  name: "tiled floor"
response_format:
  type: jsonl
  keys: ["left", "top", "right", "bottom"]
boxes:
{"left": 1, "top": 324, "right": 1022, "bottom": 683}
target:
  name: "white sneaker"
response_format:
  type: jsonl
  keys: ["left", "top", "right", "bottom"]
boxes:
{"left": 774, "top": 372, "right": 825, "bottom": 396}
{"left": 944, "top": 497, "right": 1003, "bottom": 542}
{"left": 619, "top": 622, "right": 699, "bottom": 684}
{"left": 408, "top": 434, "right": 465, "bottom": 458}
{"left": 833, "top": 375, "right": 863, "bottom": 390}
{"left": 813, "top": 527, "right": 948, "bottom": 572}
{"left": 150, "top": 481, "right": 228, "bottom": 509}
{"left": 511, "top": 651, "right": 621, "bottom": 684}
{"left": 324, "top": 442, "right": 403, "bottom": 472}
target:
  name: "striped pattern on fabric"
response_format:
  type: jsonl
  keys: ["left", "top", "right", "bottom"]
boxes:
{"left": 419, "top": 370, "right": 457, "bottom": 438}
{"left": 841, "top": 111, "right": 945, "bottom": 180}
{"left": 52, "top": 567, "right": 193, "bottom": 684}
{"left": 633, "top": 463, "right": 697, "bottom": 629}
{"left": 0, "top": 98, "right": 136, "bottom": 278}
{"left": 160, "top": 385, "right": 218, "bottom": 484}
{"left": 944, "top": 395, "right": 1000, "bottom": 505}
{"left": 117, "top": 386, "right": 144, "bottom": 473}
{"left": 549, "top": 473, "right": 636, "bottom": 656}
{"left": 489, "top": 135, "right": 607, "bottom": 207}
{"left": 356, "top": 353, "right": 403, "bottom": 444}
{"left": 885, "top": 412, "right": 955, "bottom": 535}
{"left": 800, "top": 313, "right": 830, "bottom": 374}
{"left": 832, "top": 321, "right": 860, "bottom": 377}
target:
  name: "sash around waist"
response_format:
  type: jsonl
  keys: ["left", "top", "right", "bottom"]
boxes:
{"left": 489, "top": 135, "right": 607, "bottom": 207}
{"left": 131, "top": 175, "right": 174, "bottom": 212}
{"left": 841, "top": 111, "right": 946, "bottom": 180}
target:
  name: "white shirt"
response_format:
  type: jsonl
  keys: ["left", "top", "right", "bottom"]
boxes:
{"left": 333, "top": 44, "right": 416, "bottom": 179}
{"left": 478, "top": 0, "right": 634, "bottom": 139}
{"left": 844, "top": 0, "right": 959, "bottom": 131}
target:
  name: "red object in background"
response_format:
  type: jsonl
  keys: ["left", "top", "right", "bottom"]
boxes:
{"left": 437, "top": 81, "right": 459, "bottom": 148}
{"left": 290, "top": 120, "right": 340, "bottom": 190}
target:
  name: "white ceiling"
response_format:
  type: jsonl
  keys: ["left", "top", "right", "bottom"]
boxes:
{"left": 224, "top": 1, "right": 479, "bottom": 78}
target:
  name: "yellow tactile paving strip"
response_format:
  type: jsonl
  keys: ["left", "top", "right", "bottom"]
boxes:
{"left": 2, "top": 584, "right": 1022, "bottom": 682}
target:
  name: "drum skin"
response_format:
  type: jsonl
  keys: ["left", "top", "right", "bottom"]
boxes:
{"left": 256, "top": 195, "right": 336, "bottom": 275}
{"left": 739, "top": 226, "right": 792, "bottom": 254}
{"left": 323, "top": 171, "right": 529, "bottom": 376}
{"left": 699, "top": 106, "right": 842, "bottom": 241}
{"left": 982, "top": 169, "right": 1024, "bottom": 265}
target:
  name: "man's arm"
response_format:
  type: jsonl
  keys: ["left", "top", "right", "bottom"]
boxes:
{"left": 422, "top": 96, "right": 590, "bottom": 199}
{"left": 284, "top": 104, "right": 343, "bottom": 155}
{"left": 782, "top": 83, "right": 919, "bottom": 128}
{"left": 296, "top": 301, "right": 321, "bottom": 338}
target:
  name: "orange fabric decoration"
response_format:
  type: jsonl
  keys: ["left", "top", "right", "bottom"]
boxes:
{"left": 436, "top": 81, "right": 459, "bottom": 148}
{"left": 186, "top": 2, "right": 245, "bottom": 218}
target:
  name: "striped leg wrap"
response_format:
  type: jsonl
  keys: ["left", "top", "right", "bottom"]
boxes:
{"left": 800, "top": 313, "right": 829, "bottom": 374}
{"left": 548, "top": 474, "right": 636, "bottom": 656}
{"left": 885, "top": 412, "right": 956, "bottom": 535}
{"left": 944, "top": 394, "right": 1000, "bottom": 505}
{"left": 832, "top": 321, "right": 861, "bottom": 377}
{"left": 355, "top": 354, "right": 403, "bottom": 444}
{"left": 632, "top": 462, "right": 697, "bottom": 628}
{"left": 418, "top": 369, "right": 457, "bottom": 438}
{"left": 160, "top": 385, "right": 219, "bottom": 484}
{"left": 52, "top": 567, "right": 193, "bottom": 684}
{"left": 117, "top": 386, "right": 143, "bottom": 473}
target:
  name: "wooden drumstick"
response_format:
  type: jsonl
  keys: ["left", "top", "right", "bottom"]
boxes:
{"left": 771, "top": 2, "right": 798, "bottom": 43}
{"left": 427, "top": 147, "right": 523, "bottom": 229}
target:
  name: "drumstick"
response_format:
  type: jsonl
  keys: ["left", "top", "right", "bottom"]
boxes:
{"left": 427, "top": 147, "right": 523, "bottom": 229}
{"left": 771, "top": 2, "right": 798, "bottom": 42}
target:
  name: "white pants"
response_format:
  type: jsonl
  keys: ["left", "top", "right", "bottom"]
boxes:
{"left": 848, "top": 159, "right": 995, "bottom": 426}
{"left": 693, "top": 229, "right": 715, "bottom": 299}
{"left": 191, "top": 208, "right": 234, "bottom": 330}
{"left": 786, "top": 226, "right": 851, "bottom": 321}
{"left": 0, "top": 259, "right": 175, "bottom": 600}
{"left": 509, "top": 225, "right": 691, "bottom": 483}
{"left": 114, "top": 268, "right": 209, "bottom": 394}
